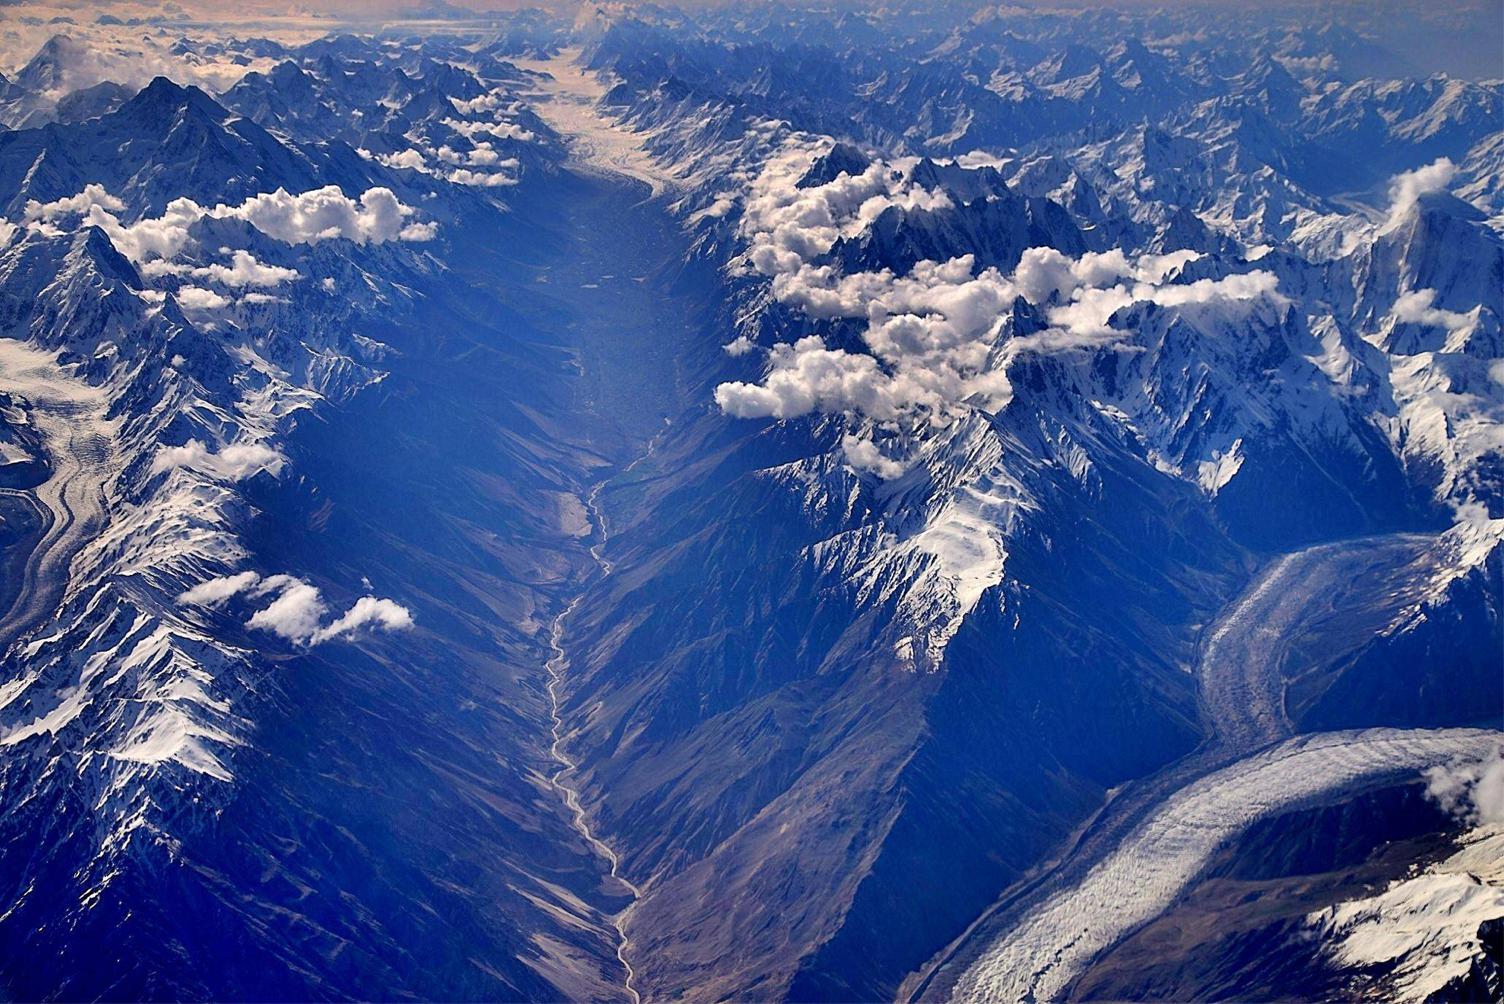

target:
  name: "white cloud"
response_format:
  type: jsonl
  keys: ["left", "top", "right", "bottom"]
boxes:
{"left": 441, "top": 112, "right": 536, "bottom": 143}
{"left": 151, "top": 439, "right": 285, "bottom": 481}
{"left": 719, "top": 243, "right": 1274, "bottom": 427}
{"left": 377, "top": 141, "right": 517, "bottom": 188}
{"left": 178, "top": 571, "right": 260, "bottom": 608}
{"left": 176, "top": 569, "right": 413, "bottom": 647}
{"left": 716, "top": 335, "right": 907, "bottom": 421}
{"left": 397, "top": 220, "right": 439, "bottom": 241}
{"left": 739, "top": 141, "right": 952, "bottom": 279}
{"left": 1012, "top": 245, "right": 1081, "bottom": 305}
{"left": 24, "top": 188, "right": 200, "bottom": 261}
{"left": 0, "top": 30, "right": 277, "bottom": 99}
{"left": 23, "top": 184, "right": 438, "bottom": 265}
{"left": 191, "top": 249, "right": 300, "bottom": 288}
{"left": 140, "top": 259, "right": 191, "bottom": 279}
{"left": 312, "top": 596, "right": 414, "bottom": 643}
{"left": 466, "top": 143, "right": 502, "bottom": 166}
{"left": 448, "top": 92, "right": 520, "bottom": 115}
{"left": 111, "top": 197, "right": 205, "bottom": 262}
{"left": 1392, "top": 288, "right": 1473, "bottom": 335}
{"left": 1425, "top": 749, "right": 1504, "bottom": 826}
{"left": 1384, "top": 157, "right": 1456, "bottom": 230}
{"left": 218, "top": 186, "right": 431, "bottom": 245}
{"left": 24, "top": 183, "right": 125, "bottom": 222}
{"left": 175, "top": 285, "right": 230, "bottom": 311}
{"left": 1010, "top": 247, "right": 1202, "bottom": 306}
{"left": 1143, "top": 271, "right": 1278, "bottom": 308}
{"left": 247, "top": 575, "right": 327, "bottom": 643}
{"left": 842, "top": 433, "right": 906, "bottom": 480}
{"left": 716, "top": 145, "right": 1283, "bottom": 472}
{"left": 445, "top": 168, "right": 517, "bottom": 188}
{"left": 379, "top": 148, "right": 429, "bottom": 171}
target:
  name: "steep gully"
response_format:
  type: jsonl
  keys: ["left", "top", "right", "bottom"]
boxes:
{"left": 908, "top": 533, "right": 1501, "bottom": 1002}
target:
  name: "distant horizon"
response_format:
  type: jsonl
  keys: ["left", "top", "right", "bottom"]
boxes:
{"left": 3, "top": 0, "right": 1499, "bottom": 82}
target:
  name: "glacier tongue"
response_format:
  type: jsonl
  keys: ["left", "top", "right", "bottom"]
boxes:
{"left": 953, "top": 730, "right": 1504, "bottom": 1003}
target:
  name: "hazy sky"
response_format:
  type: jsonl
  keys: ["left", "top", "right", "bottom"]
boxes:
{"left": 12, "top": 0, "right": 1500, "bottom": 14}
{"left": 1, "top": 0, "right": 1497, "bottom": 81}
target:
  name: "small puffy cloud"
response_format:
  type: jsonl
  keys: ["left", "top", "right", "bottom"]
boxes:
{"left": 178, "top": 570, "right": 260, "bottom": 608}
{"left": 219, "top": 186, "right": 430, "bottom": 246}
{"left": 112, "top": 197, "right": 204, "bottom": 262}
{"left": 1425, "top": 748, "right": 1504, "bottom": 826}
{"left": 24, "top": 183, "right": 125, "bottom": 221}
{"left": 697, "top": 195, "right": 738, "bottom": 221}
{"left": 1391, "top": 288, "right": 1473, "bottom": 335}
{"left": 1135, "top": 250, "right": 1203, "bottom": 283}
{"left": 1384, "top": 157, "right": 1456, "bottom": 230}
{"left": 1011, "top": 247, "right": 1201, "bottom": 306}
{"left": 247, "top": 575, "right": 327, "bottom": 643}
{"left": 312, "top": 596, "right": 414, "bottom": 643}
{"left": 466, "top": 143, "right": 502, "bottom": 166}
{"left": 441, "top": 114, "right": 535, "bottom": 143}
{"left": 140, "top": 259, "right": 191, "bottom": 279}
{"left": 489, "top": 122, "right": 536, "bottom": 143}
{"left": 25, "top": 187, "right": 200, "bottom": 261}
{"left": 175, "top": 285, "right": 230, "bottom": 311}
{"left": 716, "top": 335, "right": 903, "bottom": 421}
{"left": 1014, "top": 269, "right": 1280, "bottom": 353}
{"left": 1144, "top": 271, "right": 1278, "bottom": 308}
{"left": 719, "top": 239, "right": 1276, "bottom": 433}
{"left": 398, "top": 220, "right": 439, "bottom": 241}
{"left": 179, "top": 570, "right": 413, "bottom": 647}
{"left": 445, "top": 168, "right": 516, "bottom": 188}
{"left": 377, "top": 141, "right": 517, "bottom": 188}
{"left": 191, "top": 250, "right": 300, "bottom": 288}
{"left": 842, "top": 433, "right": 906, "bottom": 480}
{"left": 1012, "top": 246, "right": 1081, "bottom": 305}
{"left": 724, "top": 335, "right": 755, "bottom": 356}
{"left": 719, "top": 144, "right": 1278, "bottom": 450}
{"left": 448, "top": 92, "right": 517, "bottom": 115}
{"left": 152, "top": 439, "right": 285, "bottom": 481}
{"left": 379, "top": 148, "right": 429, "bottom": 171}
{"left": 321, "top": 277, "right": 337, "bottom": 292}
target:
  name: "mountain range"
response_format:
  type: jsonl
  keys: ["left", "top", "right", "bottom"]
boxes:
{"left": 0, "top": 3, "right": 1499, "bottom": 1001}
